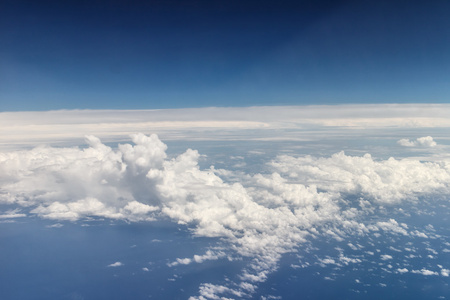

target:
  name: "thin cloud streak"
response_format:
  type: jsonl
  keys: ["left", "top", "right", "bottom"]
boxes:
{"left": 2, "top": 104, "right": 450, "bottom": 150}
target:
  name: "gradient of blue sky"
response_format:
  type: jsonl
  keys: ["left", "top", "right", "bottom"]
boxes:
{"left": 1, "top": 0, "right": 450, "bottom": 111}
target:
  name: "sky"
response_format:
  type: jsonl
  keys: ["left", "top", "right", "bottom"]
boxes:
{"left": 1, "top": 0, "right": 450, "bottom": 111}
{"left": 2, "top": 1, "right": 450, "bottom": 299}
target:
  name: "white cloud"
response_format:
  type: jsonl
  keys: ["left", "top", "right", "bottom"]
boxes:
{"left": 0, "top": 209, "right": 26, "bottom": 219}
{"left": 2, "top": 132, "right": 450, "bottom": 299}
{"left": 319, "top": 258, "right": 336, "bottom": 265}
{"left": 2, "top": 104, "right": 450, "bottom": 151}
{"left": 426, "top": 248, "right": 438, "bottom": 255}
{"left": 380, "top": 255, "right": 393, "bottom": 261}
{"left": 348, "top": 243, "right": 358, "bottom": 250}
{"left": 411, "top": 268, "right": 439, "bottom": 276}
{"left": 397, "top": 136, "right": 437, "bottom": 147}
{"left": 188, "top": 283, "right": 243, "bottom": 300}
{"left": 397, "top": 268, "right": 409, "bottom": 274}
{"left": 3, "top": 103, "right": 450, "bottom": 299}
{"left": 168, "top": 250, "right": 226, "bottom": 267}
{"left": 339, "top": 255, "right": 361, "bottom": 265}
{"left": 193, "top": 250, "right": 226, "bottom": 264}
{"left": 376, "top": 219, "right": 409, "bottom": 236}
{"left": 389, "top": 246, "right": 402, "bottom": 252}
{"left": 269, "top": 152, "right": 450, "bottom": 204}
{"left": 167, "top": 258, "right": 192, "bottom": 267}
{"left": 107, "top": 262, "right": 123, "bottom": 267}
{"left": 410, "top": 230, "right": 428, "bottom": 238}
{"left": 46, "top": 223, "right": 64, "bottom": 228}
{"left": 0, "top": 134, "right": 166, "bottom": 221}
{"left": 122, "top": 201, "right": 159, "bottom": 217}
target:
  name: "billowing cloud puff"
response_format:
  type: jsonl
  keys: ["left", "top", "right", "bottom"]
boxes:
{"left": 397, "top": 136, "right": 437, "bottom": 147}
{"left": 0, "top": 133, "right": 163, "bottom": 220}
{"left": 268, "top": 151, "right": 450, "bottom": 204}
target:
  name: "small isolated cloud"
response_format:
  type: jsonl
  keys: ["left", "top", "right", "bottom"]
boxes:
{"left": 168, "top": 250, "right": 226, "bottom": 267}
{"left": 411, "top": 268, "right": 438, "bottom": 276}
{"left": 380, "top": 254, "right": 393, "bottom": 261}
{"left": 397, "top": 136, "right": 437, "bottom": 147}
{"left": 319, "top": 258, "right": 336, "bottom": 265}
{"left": 167, "top": 258, "right": 192, "bottom": 267}
{"left": 46, "top": 223, "right": 64, "bottom": 228}
{"left": 397, "top": 268, "right": 409, "bottom": 274}
{"left": 339, "top": 255, "right": 361, "bottom": 265}
{"left": 107, "top": 262, "right": 123, "bottom": 267}
{"left": 441, "top": 269, "right": 449, "bottom": 277}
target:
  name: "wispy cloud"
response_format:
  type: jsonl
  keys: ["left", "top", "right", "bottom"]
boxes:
{"left": 2, "top": 104, "right": 450, "bottom": 150}
{"left": 0, "top": 209, "right": 26, "bottom": 219}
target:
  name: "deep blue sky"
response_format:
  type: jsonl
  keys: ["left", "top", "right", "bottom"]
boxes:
{"left": 1, "top": 0, "right": 450, "bottom": 111}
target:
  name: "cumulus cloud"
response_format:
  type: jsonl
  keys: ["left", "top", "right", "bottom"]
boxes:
{"left": 410, "top": 230, "right": 428, "bottom": 238}
{"left": 167, "top": 250, "right": 227, "bottom": 267}
{"left": 376, "top": 219, "right": 409, "bottom": 236}
{"left": 2, "top": 133, "right": 450, "bottom": 299}
{"left": 188, "top": 283, "right": 244, "bottom": 300}
{"left": 168, "top": 258, "right": 192, "bottom": 267}
{"left": 397, "top": 136, "right": 437, "bottom": 147}
{"left": 411, "top": 268, "right": 439, "bottom": 276}
{"left": 0, "top": 133, "right": 164, "bottom": 221}
{"left": 268, "top": 152, "right": 450, "bottom": 204}
{"left": 107, "top": 262, "right": 123, "bottom": 267}
{"left": 318, "top": 258, "right": 336, "bottom": 266}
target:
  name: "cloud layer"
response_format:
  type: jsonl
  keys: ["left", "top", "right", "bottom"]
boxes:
{"left": 2, "top": 104, "right": 450, "bottom": 150}
{"left": 2, "top": 132, "right": 450, "bottom": 298}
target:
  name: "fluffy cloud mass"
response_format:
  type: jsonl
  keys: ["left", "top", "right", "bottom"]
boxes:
{"left": 397, "top": 136, "right": 437, "bottom": 147}
{"left": 2, "top": 133, "right": 450, "bottom": 299}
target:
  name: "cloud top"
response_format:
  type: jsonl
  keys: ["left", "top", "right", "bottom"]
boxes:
{"left": 397, "top": 136, "right": 437, "bottom": 147}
